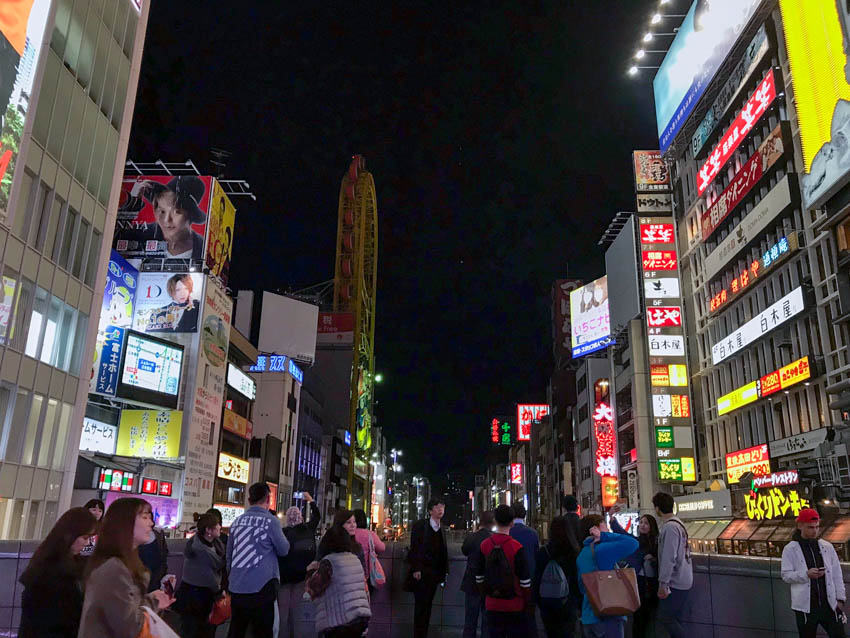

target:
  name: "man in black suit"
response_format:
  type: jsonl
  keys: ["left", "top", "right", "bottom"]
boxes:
{"left": 408, "top": 498, "right": 449, "bottom": 638}
{"left": 461, "top": 510, "right": 494, "bottom": 638}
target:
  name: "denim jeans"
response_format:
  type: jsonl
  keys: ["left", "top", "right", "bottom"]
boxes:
{"left": 581, "top": 617, "right": 624, "bottom": 638}
{"left": 463, "top": 591, "right": 487, "bottom": 638}
{"left": 657, "top": 587, "right": 690, "bottom": 638}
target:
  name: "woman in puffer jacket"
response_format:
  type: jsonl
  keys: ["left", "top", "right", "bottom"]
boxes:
{"left": 309, "top": 525, "right": 371, "bottom": 637}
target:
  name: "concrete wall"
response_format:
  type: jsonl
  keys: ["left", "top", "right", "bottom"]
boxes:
{"left": 2, "top": 540, "right": 849, "bottom": 637}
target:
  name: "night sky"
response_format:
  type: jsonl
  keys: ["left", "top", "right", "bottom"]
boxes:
{"left": 128, "top": 1, "right": 660, "bottom": 488}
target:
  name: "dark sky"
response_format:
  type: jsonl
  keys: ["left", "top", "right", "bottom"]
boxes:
{"left": 128, "top": 1, "right": 660, "bottom": 487}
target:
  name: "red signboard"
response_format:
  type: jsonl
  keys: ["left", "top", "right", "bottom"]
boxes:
{"left": 141, "top": 478, "right": 158, "bottom": 495}
{"left": 701, "top": 124, "right": 785, "bottom": 238}
{"left": 510, "top": 463, "right": 523, "bottom": 484}
{"left": 759, "top": 370, "right": 782, "bottom": 397}
{"left": 593, "top": 402, "right": 617, "bottom": 478}
{"left": 726, "top": 443, "right": 770, "bottom": 484}
{"left": 671, "top": 395, "right": 691, "bottom": 418}
{"left": 317, "top": 312, "right": 355, "bottom": 345}
{"left": 646, "top": 306, "right": 683, "bottom": 328}
{"left": 491, "top": 418, "right": 500, "bottom": 443}
{"left": 517, "top": 404, "right": 549, "bottom": 442}
{"left": 697, "top": 69, "right": 777, "bottom": 195}
{"left": 158, "top": 481, "right": 173, "bottom": 497}
{"left": 642, "top": 251, "right": 677, "bottom": 271}
{"left": 640, "top": 223, "right": 675, "bottom": 244}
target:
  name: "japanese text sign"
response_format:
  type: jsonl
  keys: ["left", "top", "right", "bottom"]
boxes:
{"left": 642, "top": 251, "right": 677, "bottom": 271}
{"left": 745, "top": 487, "right": 810, "bottom": 521}
{"left": 511, "top": 463, "right": 523, "bottom": 484}
{"left": 726, "top": 443, "right": 770, "bottom": 484}
{"left": 717, "top": 356, "right": 811, "bottom": 416}
{"left": 633, "top": 151, "right": 671, "bottom": 192}
{"left": 517, "top": 404, "right": 549, "bottom": 442}
{"left": 116, "top": 410, "right": 182, "bottom": 459}
{"left": 593, "top": 401, "right": 617, "bottom": 478}
{"left": 640, "top": 223, "right": 675, "bottom": 244}
{"left": 217, "top": 452, "right": 250, "bottom": 484}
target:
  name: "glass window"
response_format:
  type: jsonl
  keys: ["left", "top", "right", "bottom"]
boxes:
{"left": 0, "top": 385, "right": 11, "bottom": 459}
{"left": 73, "top": 219, "right": 90, "bottom": 278}
{"left": 77, "top": 2, "right": 98, "bottom": 90}
{"left": 52, "top": 403, "right": 73, "bottom": 470}
{"left": 26, "top": 287, "right": 50, "bottom": 358}
{"left": 11, "top": 171, "right": 35, "bottom": 240}
{"left": 42, "top": 502, "right": 59, "bottom": 536}
{"left": 76, "top": 101, "right": 98, "bottom": 186}
{"left": 98, "top": 127, "right": 118, "bottom": 205}
{"left": 3, "top": 389, "right": 32, "bottom": 462}
{"left": 33, "top": 186, "right": 55, "bottom": 251}
{"left": 21, "top": 394, "right": 44, "bottom": 465}
{"left": 51, "top": 0, "right": 73, "bottom": 58}
{"left": 0, "top": 270, "right": 19, "bottom": 344}
{"left": 33, "top": 53, "right": 60, "bottom": 146}
{"left": 37, "top": 399, "right": 59, "bottom": 467}
{"left": 47, "top": 69, "right": 73, "bottom": 159}
{"left": 55, "top": 303, "right": 76, "bottom": 371}
{"left": 7, "top": 500, "right": 25, "bottom": 540}
{"left": 70, "top": 311, "right": 89, "bottom": 375}
{"left": 43, "top": 194, "right": 64, "bottom": 258}
{"left": 10, "top": 278, "right": 35, "bottom": 352}
{"left": 40, "top": 295, "right": 63, "bottom": 364}
{"left": 25, "top": 501, "right": 40, "bottom": 540}
{"left": 63, "top": 0, "right": 87, "bottom": 74}
{"left": 85, "top": 229, "right": 101, "bottom": 286}
{"left": 61, "top": 88, "right": 85, "bottom": 173}
{"left": 59, "top": 207, "right": 79, "bottom": 270}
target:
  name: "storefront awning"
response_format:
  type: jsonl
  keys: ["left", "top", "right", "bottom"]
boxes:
{"left": 822, "top": 516, "right": 850, "bottom": 545}
{"left": 693, "top": 520, "right": 731, "bottom": 541}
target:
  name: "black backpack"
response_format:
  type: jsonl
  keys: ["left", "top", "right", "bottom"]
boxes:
{"left": 483, "top": 541, "right": 515, "bottom": 599}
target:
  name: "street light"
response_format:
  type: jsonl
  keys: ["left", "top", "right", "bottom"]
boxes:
{"left": 375, "top": 373, "right": 384, "bottom": 383}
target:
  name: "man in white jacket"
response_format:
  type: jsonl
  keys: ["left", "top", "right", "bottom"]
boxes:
{"left": 781, "top": 508, "right": 846, "bottom": 638}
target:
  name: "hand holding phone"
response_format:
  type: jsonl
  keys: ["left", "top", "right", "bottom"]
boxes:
{"left": 160, "top": 574, "right": 176, "bottom": 598}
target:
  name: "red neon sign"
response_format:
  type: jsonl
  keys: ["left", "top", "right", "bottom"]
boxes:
{"left": 158, "top": 481, "right": 173, "bottom": 497}
{"left": 593, "top": 402, "right": 617, "bottom": 478}
{"left": 141, "top": 478, "right": 158, "bottom": 495}
{"left": 646, "top": 306, "right": 683, "bottom": 328}
{"left": 517, "top": 404, "right": 549, "bottom": 442}
{"left": 640, "top": 223, "right": 675, "bottom": 244}
{"left": 511, "top": 463, "right": 523, "bottom": 484}
{"left": 697, "top": 69, "right": 777, "bottom": 195}
{"left": 642, "top": 251, "right": 677, "bottom": 271}
{"left": 491, "top": 418, "right": 499, "bottom": 443}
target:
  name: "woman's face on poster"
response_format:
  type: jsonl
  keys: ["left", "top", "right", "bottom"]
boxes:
{"left": 154, "top": 191, "right": 192, "bottom": 240}
{"left": 172, "top": 280, "right": 191, "bottom": 304}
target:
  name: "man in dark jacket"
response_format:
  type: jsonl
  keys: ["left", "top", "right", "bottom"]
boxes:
{"left": 138, "top": 526, "right": 169, "bottom": 593}
{"left": 408, "top": 498, "right": 449, "bottom": 638}
{"left": 461, "top": 510, "right": 494, "bottom": 638}
{"left": 562, "top": 494, "right": 581, "bottom": 542}
{"left": 278, "top": 492, "right": 321, "bottom": 638}
{"left": 510, "top": 503, "right": 540, "bottom": 634}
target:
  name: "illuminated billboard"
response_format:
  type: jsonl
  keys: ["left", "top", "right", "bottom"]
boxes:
{"left": 569, "top": 276, "right": 612, "bottom": 357}
{"left": 133, "top": 272, "right": 204, "bottom": 333}
{"left": 116, "top": 410, "right": 182, "bottom": 459}
{"left": 510, "top": 463, "right": 523, "bottom": 484}
{"left": 726, "top": 444, "right": 770, "bottom": 484}
{"left": 205, "top": 180, "right": 236, "bottom": 284}
{"left": 593, "top": 401, "right": 617, "bottom": 478}
{"left": 717, "top": 356, "right": 811, "bottom": 416}
{"left": 116, "top": 331, "right": 184, "bottom": 409}
{"left": 780, "top": 0, "right": 850, "bottom": 210}
{"left": 517, "top": 404, "right": 549, "bottom": 442}
{"left": 632, "top": 151, "right": 670, "bottom": 192}
{"left": 217, "top": 452, "right": 250, "bottom": 485}
{"left": 653, "top": 0, "right": 762, "bottom": 153}
{"left": 0, "top": 0, "right": 51, "bottom": 218}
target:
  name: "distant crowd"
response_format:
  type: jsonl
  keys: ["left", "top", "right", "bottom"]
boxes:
{"left": 14, "top": 485, "right": 847, "bottom": 638}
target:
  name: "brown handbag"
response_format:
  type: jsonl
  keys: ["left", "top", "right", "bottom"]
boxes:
{"left": 580, "top": 544, "right": 641, "bottom": 616}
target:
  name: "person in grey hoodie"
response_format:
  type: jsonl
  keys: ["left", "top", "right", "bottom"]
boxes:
{"left": 227, "top": 482, "right": 291, "bottom": 638}
{"left": 653, "top": 492, "right": 692, "bottom": 638}
{"left": 176, "top": 512, "right": 226, "bottom": 638}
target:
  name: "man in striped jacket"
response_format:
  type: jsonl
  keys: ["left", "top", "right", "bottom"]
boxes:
{"left": 471, "top": 504, "right": 532, "bottom": 638}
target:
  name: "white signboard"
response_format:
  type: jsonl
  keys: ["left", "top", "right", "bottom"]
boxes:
{"left": 227, "top": 363, "right": 256, "bottom": 400}
{"left": 769, "top": 429, "right": 828, "bottom": 458}
{"left": 649, "top": 335, "right": 686, "bottom": 357}
{"left": 711, "top": 287, "right": 805, "bottom": 364}
{"left": 644, "top": 278, "right": 680, "bottom": 299}
{"left": 702, "top": 175, "right": 794, "bottom": 282}
{"left": 80, "top": 418, "right": 118, "bottom": 455}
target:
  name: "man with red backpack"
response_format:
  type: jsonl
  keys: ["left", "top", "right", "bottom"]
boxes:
{"left": 471, "top": 504, "right": 532, "bottom": 638}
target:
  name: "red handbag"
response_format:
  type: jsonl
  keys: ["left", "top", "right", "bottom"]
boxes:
{"left": 208, "top": 594, "right": 231, "bottom": 625}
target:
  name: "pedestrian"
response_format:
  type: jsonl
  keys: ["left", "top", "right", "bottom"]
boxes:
{"left": 138, "top": 518, "right": 170, "bottom": 593}
{"left": 206, "top": 507, "right": 229, "bottom": 547}
{"left": 653, "top": 492, "right": 693, "bottom": 638}
{"left": 461, "top": 510, "right": 494, "bottom": 638}
{"left": 562, "top": 496, "right": 583, "bottom": 621}
{"left": 18, "top": 507, "right": 97, "bottom": 638}
{"left": 80, "top": 498, "right": 104, "bottom": 557}
{"left": 608, "top": 506, "right": 658, "bottom": 637}
{"left": 278, "top": 491, "right": 321, "bottom": 638}
{"left": 227, "top": 482, "right": 291, "bottom": 638}
{"left": 510, "top": 503, "right": 540, "bottom": 634}
{"left": 533, "top": 515, "right": 581, "bottom": 638}
{"left": 175, "top": 513, "right": 226, "bottom": 638}
{"left": 407, "top": 498, "right": 449, "bottom": 638}
{"left": 318, "top": 510, "right": 366, "bottom": 572}
{"left": 309, "top": 525, "right": 372, "bottom": 637}
{"left": 576, "top": 514, "right": 639, "bottom": 638}
{"left": 470, "top": 503, "right": 532, "bottom": 638}
{"left": 353, "top": 508, "right": 386, "bottom": 591}
{"left": 781, "top": 507, "right": 846, "bottom": 638}
{"left": 79, "top": 497, "right": 175, "bottom": 638}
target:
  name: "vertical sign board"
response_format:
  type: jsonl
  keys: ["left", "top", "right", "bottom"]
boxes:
{"left": 182, "top": 278, "right": 233, "bottom": 522}
{"left": 633, "top": 151, "right": 696, "bottom": 483}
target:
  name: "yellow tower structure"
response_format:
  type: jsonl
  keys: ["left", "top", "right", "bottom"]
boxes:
{"left": 333, "top": 155, "right": 378, "bottom": 507}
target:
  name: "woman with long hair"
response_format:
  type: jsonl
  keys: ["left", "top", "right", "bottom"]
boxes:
{"left": 318, "top": 510, "right": 365, "bottom": 573}
{"left": 279, "top": 492, "right": 321, "bottom": 638}
{"left": 533, "top": 515, "right": 581, "bottom": 637}
{"left": 608, "top": 507, "right": 660, "bottom": 637}
{"left": 310, "top": 525, "right": 371, "bottom": 637}
{"left": 79, "top": 497, "right": 175, "bottom": 638}
{"left": 18, "top": 507, "right": 97, "bottom": 638}
{"left": 175, "top": 513, "right": 225, "bottom": 638}
{"left": 352, "top": 509, "right": 385, "bottom": 590}
{"left": 79, "top": 499, "right": 104, "bottom": 557}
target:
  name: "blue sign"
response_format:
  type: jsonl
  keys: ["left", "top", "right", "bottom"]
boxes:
{"left": 653, "top": 0, "right": 761, "bottom": 153}
{"left": 763, "top": 236, "right": 790, "bottom": 268}
{"left": 344, "top": 431, "right": 351, "bottom": 446}
{"left": 248, "top": 353, "right": 302, "bottom": 382}
{"left": 95, "top": 327, "right": 125, "bottom": 395}
{"left": 288, "top": 359, "right": 303, "bottom": 384}
{"left": 99, "top": 251, "right": 138, "bottom": 332}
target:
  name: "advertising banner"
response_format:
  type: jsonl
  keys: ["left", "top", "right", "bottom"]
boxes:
{"left": 701, "top": 124, "right": 786, "bottom": 240}
{"left": 133, "top": 272, "right": 203, "bottom": 333}
{"left": 317, "top": 312, "right": 355, "bottom": 346}
{"left": 99, "top": 252, "right": 139, "bottom": 332}
{"left": 569, "top": 276, "right": 612, "bottom": 357}
{"left": 702, "top": 175, "right": 795, "bottom": 281}
{"left": 552, "top": 279, "right": 582, "bottom": 361}
{"left": 205, "top": 180, "right": 235, "bottom": 284}
{"left": 114, "top": 175, "right": 212, "bottom": 261}
{"left": 711, "top": 287, "right": 805, "bottom": 364}
{"left": 745, "top": 485, "right": 811, "bottom": 521}
{"left": 217, "top": 452, "right": 249, "bottom": 484}
{"left": 222, "top": 408, "right": 253, "bottom": 439}
{"left": 692, "top": 25, "right": 770, "bottom": 157}
{"left": 0, "top": 0, "right": 51, "bottom": 218}
{"left": 182, "top": 278, "right": 232, "bottom": 522}
{"left": 697, "top": 70, "right": 777, "bottom": 196}
{"left": 726, "top": 444, "right": 770, "bottom": 483}
{"left": 593, "top": 401, "right": 617, "bottom": 479}
{"left": 636, "top": 193, "right": 672, "bottom": 214}
{"left": 105, "top": 492, "right": 180, "bottom": 529}
{"left": 654, "top": 0, "right": 762, "bottom": 153}
{"left": 780, "top": 0, "right": 850, "bottom": 210}
{"left": 674, "top": 490, "right": 732, "bottom": 520}
{"left": 510, "top": 463, "right": 523, "bottom": 484}
{"left": 516, "top": 404, "right": 549, "bottom": 442}
{"left": 226, "top": 363, "right": 256, "bottom": 400}
{"left": 80, "top": 418, "right": 117, "bottom": 455}
{"left": 717, "top": 356, "right": 811, "bottom": 416}
{"left": 93, "top": 326, "right": 125, "bottom": 396}
{"left": 632, "top": 151, "right": 670, "bottom": 192}
{"left": 116, "top": 409, "right": 182, "bottom": 459}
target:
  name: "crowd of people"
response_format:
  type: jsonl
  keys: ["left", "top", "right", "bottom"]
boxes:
{"left": 14, "top": 485, "right": 846, "bottom": 638}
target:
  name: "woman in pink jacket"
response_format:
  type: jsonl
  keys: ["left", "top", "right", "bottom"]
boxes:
{"left": 353, "top": 509, "right": 385, "bottom": 591}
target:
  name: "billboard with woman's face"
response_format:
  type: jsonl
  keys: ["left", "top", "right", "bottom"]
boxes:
{"left": 206, "top": 180, "right": 236, "bottom": 285}
{"left": 114, "top": 175, "right": 212, "bottom": 261}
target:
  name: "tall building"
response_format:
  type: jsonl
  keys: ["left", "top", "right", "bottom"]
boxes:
{"left": 0, "top": 0, "right": 149, "bottom": 539}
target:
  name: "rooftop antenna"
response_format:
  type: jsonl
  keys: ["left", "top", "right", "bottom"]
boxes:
{"left": 210, "top": 147, "right": 231, "bottom": 179}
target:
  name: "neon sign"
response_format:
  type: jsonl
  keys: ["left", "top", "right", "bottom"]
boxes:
{"left": 593, "top": 401, "right": 617, "bottom": 478}
{"left": 745, "top": 487, "right": 810, "bottom": 521}
{"left": 717, "top": 356, "right": 811, "bottom": 416}
{"left": 517, "top": 404, "right": 549, "bottom": 442}
{"left": 725, "top": 444, "right": 770, "bottom": 484}
{"left": 511, "top": 463, "right": 523, "bottom": 484}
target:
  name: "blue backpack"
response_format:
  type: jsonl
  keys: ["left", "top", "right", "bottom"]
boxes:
{"left": 538, "top": 546, "right": 569, "bottom": 608}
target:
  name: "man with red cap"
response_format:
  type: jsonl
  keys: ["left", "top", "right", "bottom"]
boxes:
{"left": 781, "top": 507, "right": 846, "bottom": 637}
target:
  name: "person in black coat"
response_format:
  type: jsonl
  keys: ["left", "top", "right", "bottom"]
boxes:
{"left": 18, "top": 507, "right": 98, "bottom": 638}
{"left": 533, "top": 515, "right": 581, "bottom": 638}
{"left": 278, "top": 492, "right": 321, "bottom": 638}
{"left": 461, "top": 510, "right": 494, "bottom": 638}
{"left": 138, "top": 526, "right": 169, "bottom": 593}
{"left": 407, "top": 498, "right": 449, "bottom": 638}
